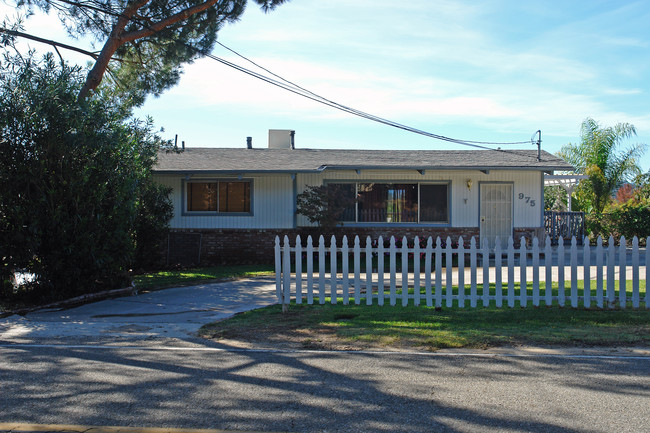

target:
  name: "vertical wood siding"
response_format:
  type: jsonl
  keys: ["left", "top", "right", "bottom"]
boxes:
{"left": 155, "top": 174, "right": 295, "bottom": 229}
{"left": 155, "top": 169, "right": 543, "bottom": 230}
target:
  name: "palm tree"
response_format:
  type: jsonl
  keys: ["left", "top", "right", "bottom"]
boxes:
{"left": 558, "top": 118, "right": 646, "bottom": 213}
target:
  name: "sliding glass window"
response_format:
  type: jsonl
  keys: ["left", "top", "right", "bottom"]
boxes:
{"left": 327, "top": 182, "right": 448, "bottom": 224}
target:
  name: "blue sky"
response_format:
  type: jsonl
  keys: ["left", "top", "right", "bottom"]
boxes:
{"left": 3, "top": 0, "right": 650, "bottom": 171}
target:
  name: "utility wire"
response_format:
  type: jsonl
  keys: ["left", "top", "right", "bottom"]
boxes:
{"left": 214, "top": 40, "right": 533, "bottom": 148}
{"left": 205, "top": 47, "right": 538, "bottom": 155}
{"left": 29, "top": 0, "right": 541, "bottom": 154}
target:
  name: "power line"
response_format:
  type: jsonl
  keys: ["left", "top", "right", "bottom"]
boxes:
{"left": 213, "top": 40, "right": 534, "bottom": 149}
{"left": 17, "top": 0, "right": 541, "bottom": 154}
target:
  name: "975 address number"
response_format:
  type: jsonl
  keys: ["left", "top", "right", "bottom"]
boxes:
{"left": 518, "top": 193, "right": 536, "bottom": 207}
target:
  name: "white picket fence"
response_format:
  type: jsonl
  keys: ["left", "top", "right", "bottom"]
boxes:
{"left": 274, "top": 235, "right": 649, "bottom": 309}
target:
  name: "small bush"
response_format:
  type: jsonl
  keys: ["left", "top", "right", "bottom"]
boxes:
{"left": 586, "top": 200, "right": 650, "bottom": 244}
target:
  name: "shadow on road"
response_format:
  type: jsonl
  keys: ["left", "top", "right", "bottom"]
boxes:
{"left": 1, "top": 337, "right": 648, "bottom": 433}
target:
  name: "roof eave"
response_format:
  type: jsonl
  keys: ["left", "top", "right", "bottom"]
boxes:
{"left": 153, "top": 165, "right": 573, "bottom": 175}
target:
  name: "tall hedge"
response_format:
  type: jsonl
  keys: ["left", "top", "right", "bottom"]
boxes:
{"left": 0, "top": 53, "right": 172, "bottom": 302}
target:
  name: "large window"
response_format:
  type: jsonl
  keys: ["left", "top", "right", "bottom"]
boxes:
{"left": 328, "top": 182, "right": 449, "bottom": 224}
{"left": 186, "top": 181, "right": 251, "bottom": 213}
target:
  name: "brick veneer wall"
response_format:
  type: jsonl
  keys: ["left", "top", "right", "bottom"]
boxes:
{"left": 165, "top": 227, "right": 545, "bottom": 266}
{"left": 165, "top": 227, "right": 527, "bottom": 266}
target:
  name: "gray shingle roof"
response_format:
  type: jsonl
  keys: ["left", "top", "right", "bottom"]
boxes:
{"left": 154, "top": 148, "right": 573, "bottom": 173}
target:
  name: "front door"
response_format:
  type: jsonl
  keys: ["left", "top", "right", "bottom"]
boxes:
{"left": 480, "top": 183, "right": 513, "bottom": 248}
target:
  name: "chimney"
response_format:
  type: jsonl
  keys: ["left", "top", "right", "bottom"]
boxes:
{"left": 246, "top": 136, "right": 252, "bottom": 149}
{"left": 268, "top": 129, "right": 295, "bottom": 149}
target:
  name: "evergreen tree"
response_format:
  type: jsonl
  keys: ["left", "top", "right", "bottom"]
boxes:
{"left": 13, "top": 0, "right": 288, "bottom": 103}
{"left": 0, "top": 52, "right": 172, "bottom": 301}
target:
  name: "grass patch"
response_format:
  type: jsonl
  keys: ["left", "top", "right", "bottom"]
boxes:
{"left": 133, "top": 264, "right": 274, "bottom": 290}
{"left": 200, "top": 299, "right": 650, "bottom": 351}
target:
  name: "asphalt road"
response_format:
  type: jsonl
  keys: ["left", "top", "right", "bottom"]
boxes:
{"left": 1, "top": 278, "right": 649, "bottom": 432}
{"left": 1, "top": 342, "right": 648, "bottom": 433}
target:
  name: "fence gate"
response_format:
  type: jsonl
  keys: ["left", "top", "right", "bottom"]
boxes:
{"left": 480, "top": 183, "right": 513, "bottom": 248}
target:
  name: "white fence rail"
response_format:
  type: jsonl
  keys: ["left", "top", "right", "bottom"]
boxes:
{"left": 274, "top": 235, "right": 649, "bottom": 309}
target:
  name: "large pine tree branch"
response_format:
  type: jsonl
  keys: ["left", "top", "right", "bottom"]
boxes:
{"left": 78, "top": 0, "right": 149, "bottom": 100}
{"left": 120, "top": 0, "right": 223, "bottom": 42}
{"left": 77, "top": 0, "right": 226, "bottom": 100}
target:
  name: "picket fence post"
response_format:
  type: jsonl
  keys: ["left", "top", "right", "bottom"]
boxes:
{"left": 532, "top": 237, "right": 540, "bottom": 307}
{"left": 295, "top": 235, "right": 302, "bottom": 304}
{"left": 470, "top": 237, "right": 477, "bottom": 308}
{"left": 274, "top": 236, "right": 282, "bottom": 303}
{"left": 414, "top": 236, "right": 421, "bottom": 307}
{"left": 519, "top": 237, "right": 527, "bottom": 307}
{"left": 377, "top": 236, "right": 385, "bottom": 306}
{"left": 632, "top": 236, "right": 639, "bottom": 309}
{"left": 425, "top": 237, "right": 433, "bottom": 307}
{"left": 435, "top": 237, "right": 442, "bottom": 308}
{"left": 596, "top": 236, "right": 603, "bottom": 308}
{"left": 619, "top": 236, "right": 627, "bottom": 308}
{"left": 558, "top": 238, "right": 565, "bottom": 307}
{"left": 354, "top": 235, "right": 361, "bottom": 305}
{"left": 570, "top": 236, "right": 578, "bottom": 308}
{"left": 508, "top": 237, "right": 515, "bottom": 308}
{"left": 646, "top": 236, "right": 650, "bottom": 309}
{"left": 482, "top": 238, "right": 489, "bottom": 307}
{"left": 544, "top": 236, "right": 552, "bottom": 307}
{"left": 445, "top": 236, "right": 453, "bottom": 308}
{"left": 330, "top": 235, "right": 337, "bottom": 305}
{"left": 318, "top": 235, "right": 325, "bottom": 305}
{"left": 607, "top": 237, "right": 615, "bottom": 308}
{"left": 390, "top": 236, "right": 397, "bottom": 306}
{"left": 366, "top": 236, "right": 373, "bottom": 306}
{"left": 457, "top": 237, "right": 465, "bottom": 308}
{"left": 402, "top": 236, "right": 409, "bottom": 307}
{"left": 306, "top": 236, "right": 314, "bottom": 305}
{"left": 342, "top": 236, "right": 349, "bottom": 305}
{"left": 282, "top": 235, "right": 291, "bottom": 313}
{"left": 494, "top": 238, "right": 503, "bottom": 308}
{"left": 583, "top": 237, "right": 590, "bottom": 308}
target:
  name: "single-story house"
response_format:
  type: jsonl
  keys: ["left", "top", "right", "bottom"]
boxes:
{"left": 153, "top": 130, "right": 573, "bottom": 265}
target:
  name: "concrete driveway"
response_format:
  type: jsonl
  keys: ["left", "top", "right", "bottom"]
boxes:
{"left": 0, "top": 277, "right": 278, "bottom": 343}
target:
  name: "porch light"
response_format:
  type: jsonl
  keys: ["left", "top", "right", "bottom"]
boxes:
{"left": 466, "top": 179, "right": 473, "bottom": 191}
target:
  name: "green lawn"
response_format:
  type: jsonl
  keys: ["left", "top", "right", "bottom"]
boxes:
{"left": 200, "top": 300, "right": 650, "bottom": 350}
{"left": 133, "top": 264, "right": 274, "bottom": 290}
{"left": 201, "top": 278, "right": 649, "bottom": 350}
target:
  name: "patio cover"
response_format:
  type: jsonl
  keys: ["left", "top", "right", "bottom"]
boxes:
{"left": 544, "top": 174, "right": 588, "bottom": 211}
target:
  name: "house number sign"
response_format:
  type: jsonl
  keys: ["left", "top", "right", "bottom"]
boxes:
{"left": 518, "top": 193, "right": 536, "bottom": 207}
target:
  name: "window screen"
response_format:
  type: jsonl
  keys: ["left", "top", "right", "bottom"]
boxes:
{"left": 420, "top": 184, "right": 448, "bottom": 223}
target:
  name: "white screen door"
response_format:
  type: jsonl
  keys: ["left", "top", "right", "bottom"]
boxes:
{"left": 480, "top": 183, "right": 513, "bottom": 248}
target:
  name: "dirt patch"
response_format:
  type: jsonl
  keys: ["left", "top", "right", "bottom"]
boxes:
{"left": 201, "top": 325, "right": 422, "bottom": 352}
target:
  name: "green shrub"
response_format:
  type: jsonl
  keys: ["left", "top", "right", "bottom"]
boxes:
{"left": 0, "top": 53, "right": 171, "bottom": 302}
{"left": 586, "top": 200, "right": 650, "bottom": 244}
